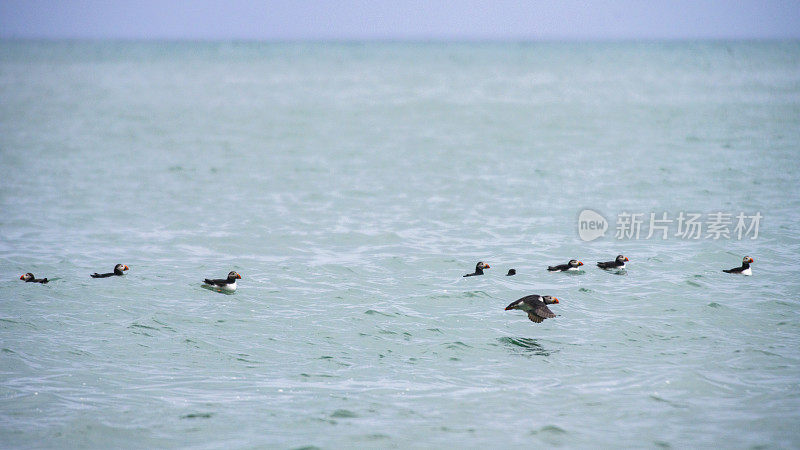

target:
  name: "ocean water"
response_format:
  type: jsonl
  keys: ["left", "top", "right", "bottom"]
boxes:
{"left": 1, "top": 41, "right": 799, "bottom": 448}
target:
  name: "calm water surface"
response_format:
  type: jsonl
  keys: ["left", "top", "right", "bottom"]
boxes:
{"left": 1, "top": 41, "right": 799, "bottom": 448}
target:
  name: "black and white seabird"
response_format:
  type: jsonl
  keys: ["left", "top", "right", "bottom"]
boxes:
{"left": 723, "top": 256, "right": 754, "bottom": 276}
{"left": 203, "top": 271, "right": 241, "bottom": 291}
{"left": 597, "top": 255, "right": 628, "bottom": 270}
{"left": 547, "top": 259, "right": 583, "bottom": 272}
{"left": 463, "top": 261, "right": 490, "bottom": 277}
{"left": 504, "top": 295, "right": 560, "bottom": 323}
{"left": 506, "top": 269, "right": 516, "bottom": 276}
{"left": 91, "top": 264, "right": 129, "bottom": 278}
{"left": 20, "top": 273, "right": 48, "bottom": 284}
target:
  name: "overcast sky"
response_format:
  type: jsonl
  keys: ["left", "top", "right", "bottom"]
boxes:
{"left": 1, "top": 0, "right": 799, "bottom": 40}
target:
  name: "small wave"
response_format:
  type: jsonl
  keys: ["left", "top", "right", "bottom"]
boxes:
{"left": 444, "top": 341, "right": 472, "bottom": 350}
{"left": 361, "top": 433, "right": 390, "bottom": 441}
{"left": 128, "top": 323, "right": 158, "bottom": 331}
{"left": 530, "top": 425, "right": 567, "bottom": 435}
{"left": 330, "top": 409, "right": 358, "bottom": 418}
{"left": 463, "top": 291, "right": 491, "bottom": 298}
{"left": 180, "top": 412, "right": 213, "bottom": 419}
{"left": 499, "top": 337, "right": 554, "bottom": 357}
{"left": 649, "top": 395, "right": 688, "bottom": 408}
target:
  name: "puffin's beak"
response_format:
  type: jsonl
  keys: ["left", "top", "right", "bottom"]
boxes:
{"left": 749, "top": 258, "right": 754, "bottom": 263}
{"left": 19, "top": 275, "right": 24, "bottom": 280}
{"left": 123, "top": 265, "right": 129, "bottom": 271}
{"left": 237, "top": 273, "right": 242, "bottom": 279}
{"left": 504, "top": 305, "right": 514, "bottom": 310}
{"left": 578, "top": 261, "right": 584, "bottom": 266}
{"left": 624, "top": 257, "right": 629, "bottom": 261}
{"left": 484, "top": 264, "right": 490, "bottom": 269}
{"left": 553, "top": 298, "right": 559, "bottom": 303}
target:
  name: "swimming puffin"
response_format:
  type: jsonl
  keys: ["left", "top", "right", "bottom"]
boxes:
{"left": 463, "top": 262, "right": 490, "bottom": 277}
{"left": 505, "top": 295, "right": 559, "bottom": 323}
{"left": 20, "top": 273, "right": 48, "bottom": 284}
{"left": 547, "top": 260, "right": 583, "bottom": 272}
{"left": 203, "top": 271, "right": 241, "bottom": 291}
{"left": 506, "top": 269, "right": 516, "bottom": 276}
{"left": 723, "top": 256, "right": 754, "bottom": 276}
{"left": 597, "top": 255, "right": 628, "bottom": 270}
{"left": 91, "top": 264, "right": 129, "bottom": 278}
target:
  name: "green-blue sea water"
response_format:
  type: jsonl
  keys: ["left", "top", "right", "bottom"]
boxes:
{"left": 1, "top": 41, "right": 799, "bottom": 448}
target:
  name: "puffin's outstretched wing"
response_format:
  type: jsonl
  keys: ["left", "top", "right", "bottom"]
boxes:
{"left": 534, "top": 305, "right": 556, "bottom": 319}
{"left": 527, "top": 313, "right": 544, "bottom": 323}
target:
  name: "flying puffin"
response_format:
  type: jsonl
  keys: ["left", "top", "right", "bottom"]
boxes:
{"left": 505, "top": 295, "right": 559, "bottom": 323}
{"left": 597, "top": 255, "right": 628, "bottom": 270}
{"left": 723, "top": 256, "right": 754, "bottom": 276}
{"left": 463, "top": 261, "right": 490, "bottom": 277}
{"left": 20, "top": 273, "right": 48, "bottom": 284}
{"left": 91, "top": 264, "right": 129, "bottom": 278}
{"left": 203, "top": 271, "right": 242, "bottom": 291}
{"left": 547, "top": 259, "right": 583, "bottom": 272}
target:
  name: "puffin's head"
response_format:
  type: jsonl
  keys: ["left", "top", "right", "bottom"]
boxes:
{"left": 743, "top": 256, "right": 754, "bottom": 264}
{"left": 617, "top": 255, "right": 629, "bottom": 263}
{"left": 569, "top": 260, "right": 583, "bottom": 267}
{"left": 20, "top": 273, "right": 34, "bottom": 281}
{"left": 115, "top": 264, "right": 129, "bottom": 273}
{"left": 228, "top": 271, "right": 242, "bottom": 280}
{"left": 476, "top": 261, "right": 489, "bottom": 270}
{"left": 542, "top": 296, "right": 560, "bottom": 305}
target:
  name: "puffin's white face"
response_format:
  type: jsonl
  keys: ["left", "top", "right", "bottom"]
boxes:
{"left": 115, "top": 264, "right": 129, "bottom": 272}
{"left": 542, "top": 296, "right": 560, "bottom": 305}
{"left": 20, "top": 273, "right": 34, "bottom": 281}
{"left": 743, "top": 256, "right": 754, "bottom": 264}
{"left": 569, "top": 260, "right": 583, "bottom": 267}
{"left": 617, "top": 255, "right": 629, "bottom": 263}
{"left": 228, "top": 271, "right": 242, "bottom": 279}
{"left": 477, "top": 262, "right": 489, "bottom": 270}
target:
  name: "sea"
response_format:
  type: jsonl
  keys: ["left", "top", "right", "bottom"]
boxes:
{"left": 1, "top": 40, "right": 799, "bottom": 448}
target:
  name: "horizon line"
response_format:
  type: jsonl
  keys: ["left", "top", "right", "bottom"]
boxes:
{"left": 3, "top": 36, "right": 800, "bottom": 44}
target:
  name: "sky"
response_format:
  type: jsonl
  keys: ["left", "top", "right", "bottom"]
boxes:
{"left": 1, "top": 0, "right": 799, "bottom": 41}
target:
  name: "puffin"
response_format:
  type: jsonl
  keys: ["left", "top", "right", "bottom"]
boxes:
{"left": 91, "top": 264, "right": 129, "bottom": 278}
{"left": 723, "top": 256, "right": 754, "bottom": 276}
{"left": 203, "top": 271, "right": 242, "bottom": 291}
{"left": 597, "top": 255, "right": 628, "bottom": 270}
{"left": 547, "top": 259, "right": 583, "bottom": 272}
{"left": 505, "top": 295, "right": 560, "bottom": 323}
{"left": 20, "top": 273, "right": 48, "bottom": 284}
{"left": 506, "top": 269, "right": 516, "bottom": 276}
{"left": 463, "top": 261, "right": 490, "bottom": 277}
